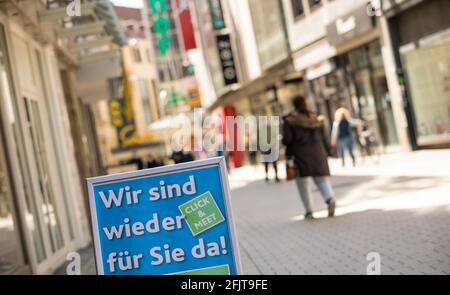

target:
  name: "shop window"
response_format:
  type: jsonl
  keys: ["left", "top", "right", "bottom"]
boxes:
{"left": 403, "top": 39, "right": 450, "bottom": 144}
{"left": 108, "top": 77, "right": 123, "bottom": 99}
{"left": 308, "top": 0, "right": 322, "bottom": 10}
{"left": 0, "top": 24, "right": 46, "bottom": 267}
{"left": 347, "top": 47, "right": 369, "bottom": 70}
{"left": 0, "top": 132, "right": 25, "bottom": 274}
{"left": 132, "top": 48, "right": 142, "bottom": 63}
{"left": 24, "top": 97, "right": 64, "bottom": 253}
{"left": 158, "top": 68, "right": 166, "bottom": 82}
{"left": 138, "top": 80, "right": 153, "bottom": 127}
{"left": 248, "top": 0, "right": 289, "bottom": 69}
{"left": 146, "top": 48, "right": 152, "bottom": 63}
{"left": 291, "top": 0, "right": 305, "bottom": 18}
{"left": 368, "top": 41, "right": 384, "bottom": 70}
{"left": 35, "top": 50, "right": 76, "bottom": 242}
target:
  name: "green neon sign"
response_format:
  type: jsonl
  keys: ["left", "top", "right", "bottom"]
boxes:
{"left": 149, "top": 0, "right": 171, "bottom": 56}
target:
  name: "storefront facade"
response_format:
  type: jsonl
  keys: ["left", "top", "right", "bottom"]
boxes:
{"left": 381, "top": 0, "right": 450, "bottom": 148}
{"left": 306, "top": 58, "right": 350, "bottom": 131}
{"left": 346, "top": 40, "right": 399, "bottom": 147}
{"left": 287, "top": 2, "right": 400, "bottom": 149}
{"left": 0, "top": 0, "right": 124, "bottom": 273}
{"left": 307, "top": 39, "right": 399, "bottom": 148}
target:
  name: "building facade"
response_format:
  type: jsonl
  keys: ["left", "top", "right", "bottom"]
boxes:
{"left": 192, "top": 0, "right": 303, "bottom": 166}
{"left": 146, "top": 0, "right": 201, "bottom": 116}
{"left": 281, "top": 0, "right": 450, "bottom": 151}
{"left": 281, "top": 0, "right": 403, "bottom": 150}
{"left": 206, "top": 0, "right": 303, "bottom": 119}
{"left": 0, "top": 0, "right": 124, "bottom": 274}
{"left": 380, "top": 0, "right": 450, "bottom": 149}
{"left": 89, "top": 5, "right": 168, "bottom": 173}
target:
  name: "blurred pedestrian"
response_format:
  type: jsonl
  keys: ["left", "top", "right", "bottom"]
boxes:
{"left": 123, "top": 151, "right": 145, "bottom": 170}
{"left": 246, "top": 133, "right": 258, "bottom": 167}
{"left": 147, "top": 154, "right": 163, "bottom": 169}
{"left": 261, "top": 150, "right": 279, "bottom": 182}
{"left": 216, "top": 136, "right": 231, "bottom": 171}
{"left": 331, "top": 108, "right": 361, "bottom": 167}
{"left": 260, "top": 121, "right": 279, "bottom": 182}
{"left": 170, "top": 150, "right": 195, "bottom": 164}
{"left": 283, "top": 96, "right": 336, "bottom": 220}
{"left": 248, "top": 151, "right": 257, "bottom": 166}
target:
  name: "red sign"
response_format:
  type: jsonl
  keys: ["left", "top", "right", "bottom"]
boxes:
{"left": 176, "top": 0, "right": 197, "bottom": 51}
{"left": 222, "top": 105, "right": 245, "bottom": 169}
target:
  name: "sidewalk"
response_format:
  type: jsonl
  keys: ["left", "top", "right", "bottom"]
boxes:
{"left": 231, "top": 150, "right": 450, "bottom": 274}
{"left": 56, "top": 150, "right": 450, "bottom": 275}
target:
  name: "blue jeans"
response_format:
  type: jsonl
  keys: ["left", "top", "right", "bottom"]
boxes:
{"left": 337, "top": 136, "right": 355, "bottom": 166}
{"left": 295, "top": 177, "right": 334, "bottom": 214}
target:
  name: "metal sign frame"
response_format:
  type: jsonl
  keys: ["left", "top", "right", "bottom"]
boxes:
{"left": 87, "top": 157, "right": 242, "bottom": 275}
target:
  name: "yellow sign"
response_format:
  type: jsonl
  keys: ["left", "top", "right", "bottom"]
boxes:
{"left": 187, "top": 86, "right": 201, "bottom": 107}
{"left": 122, "top": 132, "right": 157, "bottom": 148}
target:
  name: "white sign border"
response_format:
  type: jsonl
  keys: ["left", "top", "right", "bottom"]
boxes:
{"left": 86, "top": 157, "right": 243, "bottom": 275}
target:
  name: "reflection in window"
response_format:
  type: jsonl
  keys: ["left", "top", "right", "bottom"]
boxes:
{"left": 138, "top": 80, "right": 153, "bottom": 127}
{"left": 146, "top": 48, "right": 152, "bottom": 63}
{"left": 291, "top": 0, "right": 304, "bottom": 18}
{"left": 248, "top": 0, "right": 289, "bottom": 69}
{"left": 24, "top": 98, "right": 64, "bottom": 253}
{"left": 403, "top": 40, "right": 450, "bottom": 142}
{"left": 368, "top": 41, "right": 384, "bottom": 70}
{"left": 0, "top": 24, "right": 46, "bottom": 264}
{"left": 132, "top": 48, "right": 142, "bottom": 63}
{"left": 308, "top": 0, "right": 321, "bottom": 10}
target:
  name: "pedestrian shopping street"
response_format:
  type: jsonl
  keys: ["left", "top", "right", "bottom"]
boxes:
{"left": 57, "top": 150, "right": 450, "bottom": 275}
{"left": 1, "top": 0, "right": 449, "bottom": 276}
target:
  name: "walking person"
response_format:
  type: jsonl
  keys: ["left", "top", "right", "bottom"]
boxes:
{"left": 282, "top": 96, "right": 336, "bottom": 220}
{"left": 262, "top": 150, "right": 280, "bottom": 182}
{"left": 331, "top": 108, "right": 361, "bottom": 167}
{"left": 146, "top": 154, "right": 163, "bottom": 169}
{"left": 216, "top": 136, "right": 231, "bottom": 172}
{"left": 122, "top": 151, "right": 145, "bottom": 170}
{"left": 170, "top": 150, "right": 195, "bottom": 164}
{"left": 260, "top": 121, "right": 280, "bottom": 182}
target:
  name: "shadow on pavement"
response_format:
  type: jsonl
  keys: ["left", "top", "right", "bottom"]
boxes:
{"left": 54, "top": 174, "right": 450, "bottom": 275}
{"left": 238, "top": 206, "right": 450, "bottom": 275}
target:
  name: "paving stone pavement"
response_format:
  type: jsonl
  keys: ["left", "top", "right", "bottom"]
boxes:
{"left": 231, "top": 150, "right": 450, "bottom": 275}
{"left": 232, "top": 176, "right": 450, "bottom": 275}
{"left": 56, "top": 150, "right": 450, "bottom": 275}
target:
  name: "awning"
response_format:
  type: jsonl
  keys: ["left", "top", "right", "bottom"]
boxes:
{"left": 37, "top": 0, "right": 126, "bottom": 64}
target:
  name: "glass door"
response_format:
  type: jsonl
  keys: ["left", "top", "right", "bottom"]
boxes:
{"left": 368, "top": 41, "right": 399, "bottom": 147}
{"left": 348, "top": 41, "right": 399, "bottom": 148}
{"left": 0, "top": 118, "right": 26, "bottom": 274}
{"left": 354, "top": 69, "right": 382, "bottom": 142}
{"left": 371, "top": 75, "right": 399, "bottom": 146}
{"left": 23, "top": 97, "right": 65, "bottom": 253}
{"left": 348, "top": 45, "right": 383, "bottom": 147}
{"left": 0, "top": 23, "right": 28, "bottom": 273}
{"left": 1, "top": 21, "right": 48, "bottom": 271}
{"left": 8, "top": 25, "right": 76, "bottom": 273}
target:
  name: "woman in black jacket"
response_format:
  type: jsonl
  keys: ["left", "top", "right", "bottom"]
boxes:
{"left": 283, "top": 96, "right": 336, "bottom": 220}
